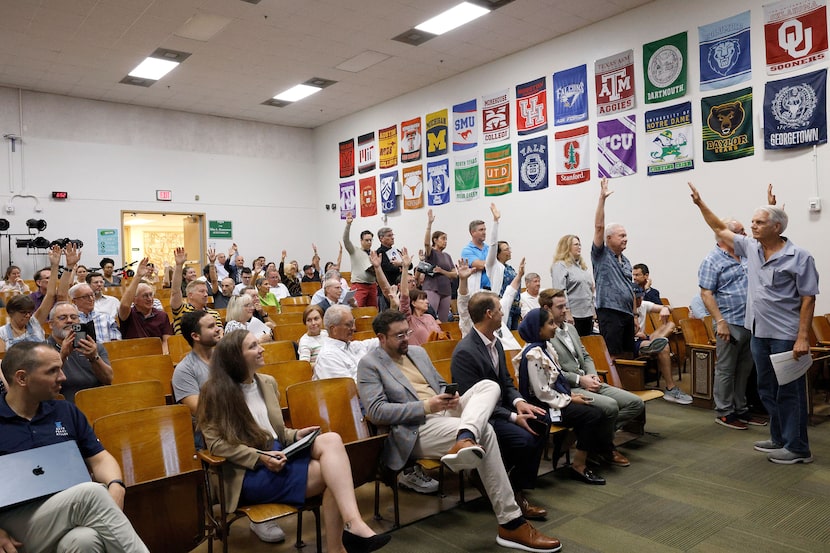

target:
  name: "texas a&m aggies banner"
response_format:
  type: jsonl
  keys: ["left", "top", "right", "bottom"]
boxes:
{"left": 595, "top": 50, "right": 635, "bottom": 116}
{"left": 764, "top": 0, "right": 828, "bottom": 75}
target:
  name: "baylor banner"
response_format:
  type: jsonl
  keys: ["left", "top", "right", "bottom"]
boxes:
{"left": 702, "top": 87, "right": 754, "bottom": 162}
{"left": 764, "top": 68, "right": 827, "bottom": 149}
{"left": 644, "top": 32, "right": 688, "bottom": 103}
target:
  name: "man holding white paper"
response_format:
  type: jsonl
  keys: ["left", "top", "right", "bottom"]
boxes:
{"left": 689, "top": 183, "right": 819, "bottom": 464}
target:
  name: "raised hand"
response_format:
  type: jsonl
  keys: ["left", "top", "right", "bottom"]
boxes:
{"left": 63, "top": 242, "right": 81, "bottom": 267}
{"left": 400, "top": 247, "right": 411, "bottom": 268}
{"left": 599, "top": 177, "right": 613, "bottom": 199}
{"left": 207, "top": 248, "right": 217, "bottom": 263}
{"left": 687, "top": 182, "right": 702, "bottom": 205}
{"left": 47, "top": 244, "right": 62, "bottom": 267}
{"left": 767, "top": 183, "right": 777, "bottom": 206}
{"left": 490, "top": 202, "right": 501, "bottom": 221}
{"left": 136, "top": 257, "right": 151, "bottom": 278}
{"left": 427, "top": 208, "right": 435, "bottom": 225}
{"left": 346, "top": 212, "right": 354, "bottom": 224}
{"left": 174, "top": 247, "right": 187, "bottom": 266}
{"left": 456, "top": 258, "right": 473, "bottom": 280}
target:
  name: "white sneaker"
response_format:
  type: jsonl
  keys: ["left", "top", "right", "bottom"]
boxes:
{"left": 397, "top": 465, "right": 439, "bottom": 494}
{"left": 250, "top": 519, "right": 286, "bottom": 543}
{"left": 663, "top": 387, "right": 693, "bottom": 405}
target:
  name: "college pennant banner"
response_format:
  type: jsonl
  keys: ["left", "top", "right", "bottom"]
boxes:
{"left": 764, "top": 68, "right": 827, "bottom": 149}
{"left": 339, "top": 181, "right": 356, "bottom": 219}
{"left": 454, "top": 151, "right": 480, "bottom": 202}
{"left": 553, "top": 64, "right": 588, "bottom": 126}
{"left": 400, "top": 117, "right": 422, "bottom": 163}
{"left": 482, "top": 89, "right": 511, "bottom": 143}
{"left": 402, "top": 165, "right": 423, "bottom": 210}
{"left": 357, "top": 132, "right": 376, "bottom": 174}
{"left": 699, "top": 11, "right": 752, "bottom": 91}
{"left": 597, "top": 115, "right": 637, "bottom": 178}
{"left": 378, "top": 125, "right": 398, "bottom": 169}
{"left": 554, "top": 126, "right": 590, "bottom": 186}
{"left": 339, "top": 139, "right": 354, "bottom": 178}
{"left": 453, "top": 99, "right": 478, "bottom": 151}
{"left": 426, "top": 109, "right": 449, "bottom": 157}
{"left": 379, "top": 171, "right": 399, "bottom": 213}
{"left": 644, "top": 32, "right": 688, "bottom": 103}
{"left": 516, "top": 77, "right": 548, "bottom": 135}
{"left": 518, "top": 136, "right": 549, "bottom": 192}
{"left": 764, "top": 0, "right": 828, "bottom": 75}
{"left": 426, "top": 158, "right": 451, "bottom": 206}
{"left": 595, "top": 50, "right": 635, "bottom": 116}
{"left": 484, "top": 144, "right": 512, "bottom": 196}
{"left": 359, "top": 177, "right": 377, "bottom": 217}
{"left": 645, "top": 102, "right": 694, "bottom": 175}
{"left": 702, "top": 87, "right": 754, "bottom": 162}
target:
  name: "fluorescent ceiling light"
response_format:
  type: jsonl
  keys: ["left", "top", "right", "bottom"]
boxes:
{"left": 128, "top": 57, "right": 179, "bottom": 80}
{"left": 415, "top": 2, "right": 490, "bottom": 35}
{"left": 274, "top": 84, "right": 322, "bottom": 102}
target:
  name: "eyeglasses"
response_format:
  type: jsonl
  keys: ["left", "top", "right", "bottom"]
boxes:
{"left": 389, "top": 329, "right": 414, "bottom": 340}
{"left": 54, "top": 314, "right": 80, "bottom": 322}
{"left": 75, "top": 294, "right": 95, "bottom": 301}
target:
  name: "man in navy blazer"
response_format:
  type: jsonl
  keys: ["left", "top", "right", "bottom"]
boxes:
{"left": 451, "top": 291, "right": 548, "bottom": 520}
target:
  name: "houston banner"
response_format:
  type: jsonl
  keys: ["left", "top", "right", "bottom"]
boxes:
{"left": 452, "top": 99, "right": 478, "bottom": 151}
{"left": 699, "top": 11, "right": 752, "bottom": 91}
{"left": 359, "top": 176, "right": 377, "bottom": 217}
{"left": 339, "top": 139, "right": 354, "bottom": 178}
{"left": 553, "top": 64, "right": 588, "bottom": 126}
{"left": 644, "top": 32, "right": 687, "bottom": 103}
{"left": 484, "top": 144, "right": 512, "bottom": 196}
{"left": 426, "top": 109, "right": 448, "bottom": 157}
{"left": 426, "top": 158, "right": 450, "bottom": 206}
{"left": 379, "top": 170, "right": 399, "bottom": 213}
{"left": 764, "top": 0, "right": 828, "bottom": 75}
{"left": 339, "top": 181, "right": 356, "bottom": 220}
{"left": 400, "top": 117, "right": 422, "bottom": 163}
{"left": 597, "top": 115, "right": 637, "bottom": 178}
{"left": 645, "top": 101, "right": 694, "bottom": 175}
{"left": 764, "top": 68, "right": 827, "bottom": 149}
{"left": 554, "top": 126, "right": 590, "bottom": 186}
{"left": 482, "top": 89, "right": 510, "bottom": 143}
{"left": 516, "top": 77, "right": 548, "bottom": 135}
{"left": 402, "top": 165, "right": 423, "bottom": 210}
{"left": 378, "top": 125, "right": 397, "bottom": 169}
{"left": 701, "top": 87, "right": 754, "bottom": 162}
{"left": 454, "top": 151, "right": 480, "bottom": 202}
{"left": 518, "top": 136, "right": 548, "bottom": 192}
{"left": 357, "top": 132, "right": 375, "bottom": 174}
{"left": 595, "top": 50, "right": 635, "bottom": 116}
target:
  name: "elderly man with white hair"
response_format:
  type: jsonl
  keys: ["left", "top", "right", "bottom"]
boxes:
{"left": 70, "top": 282, "right": 121, "bottom": 343}
{"left": 312, "top": 305, "right": 379, "bottom": 382}
{"left": 118, "top": 257, "right": 174, "bottom": 354}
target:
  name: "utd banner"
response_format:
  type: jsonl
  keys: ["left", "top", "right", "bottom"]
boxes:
{"left": 699, "top": 11, "right": 752, "bottom": 91}
{"left": 597, "top": 116, "right": 637, "bottom": 178}
{"left": 645, "top": 102, "right": 694, "bottom": 175}
{"left": 553, "top": 64, "right": 588, "bottom": 126}
{"left": 426, "top": 109, "right": 449, "bottom": 157}
{"left": 454, "top": 151, "right": 480, "bottom": 202}
{"left": 482, "top": 89, "right": 510, "bottom": 143}
{"left": 644, "top": 32, "right": 688, "bottom": 103}
{"left": 378, "top": 125, "right": 397, "bottom": 169}
{"left": 554, "top": 126, "right": 590, "bottom": 186}
{"left": 516, "top": 77, "right": 548, "bottom": 135}
{"left": 701, "top": 87, "right": 754, "bottom": 162}
{"left": 339, "top": 139, "right": 354, "bottom": 178}
{"left": 427, "top": 158, "right": 451, "bottom": 206}
{"left": 764, "top": 68, "right": 827, "bottom": 149}
{"left": 400, "top": 117, "right": 422, "bottom": 163}
{"left": 402, "top": 165, "right": 423, "bottom": 210}
{"left": 339, "top": 181, "right": 356, "bottom": 220}
{"left": 379, "top": 171, "right": 398, "bottom": 213}
{"left": 357, "top": 132, "right": 376, "bottom": 174}
{"left": 764, "top": 0, "right": 828, "bottom": 75}
{"left": 595, "top": 50, "right": 635, "bottom": 116}
{"left": 484, "top": 144, "right": 512, "bottom": 196}
{"left": 518, "top": 136, "right": 549, "bottom": 192}
{"left": 453, "top": 99, "right": 478, "bottom": 151}
{"left": 359, "top": 177, "right": 377, "bottom": 217}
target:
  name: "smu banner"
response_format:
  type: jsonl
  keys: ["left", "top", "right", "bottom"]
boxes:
{"left": 553, "top": 64, "right": 588, "bottom": 126}
{"left": 595, "top": 50, "right": 635, "bottom": 116}
{"left": 426, "top": 158, "right": 451, "bottom": 206}
{"left": 516, "top": 77, "right": 548, "bottom": 135}
{"left": 554, "top": 126, "right": 590, "bottom": 186}
{"left": 357, "top": 132, "right": 375, "bottom": 174}
{"left": 644, "top": 32, "right": 687, "bottom": 103}
{"left": 764, "top": 0, "right": 828, "bottom": 75}
{"left": 359, "top": 177, "right": 377, "bottom": 217}
{"left": 702, "top": 87, "right": 754, "bottom": 162}
{"left": 378, "top": 125, "right": 397, "bottom": 169}
{"left": 597, "top": 115, "right": 637, "bottom": 178}
{"left": 482, "top": 89, "right": 510, "bottom": 143}
{"left": 402, "top": 165, "right": 423, "bottom": 210}
{"left": 764, "top": 68, "right": 827, "bottom": 149}
{"left": 484, "top": 144, "right": 512, "bottom": 196}
{"left": 645, "top": 101, "right": 694, "bottom": 176}
{"left": 339, "top": 181, "right": 356, "bottom": 220}
{"left": 454, "top": 151, "right": 480, "bottom": 202}
{"left": 699, "top": 11, "right": 752, "bottom": 91}
{"left": 426, "top": 109, "right": 449, "bottom": 157}
{"left": 452, "top": 99, "right": 478, "bottom": 151}
{"left": 400, "top": 117, "right": 422, "bottom": 163}
{"left": 518, "top": 136, "right": 549, "bottom": 192}
{"left": 339, "top": 139, "right": 354, "bottom": 178}
{"left": 379, "top": 171, "right": 398, "bottom": 213}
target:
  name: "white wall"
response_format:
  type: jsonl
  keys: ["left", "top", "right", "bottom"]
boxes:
{"left": 312, "top": 0, "right": 830, "bottom": 313}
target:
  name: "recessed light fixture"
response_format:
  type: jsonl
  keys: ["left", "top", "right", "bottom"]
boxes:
{"left": 120, "top": 48, "right": 191, "bottom": 87}
{"left": 274, "top": 84, "right": 322, "bottom": 102}
{"left": 415, "top": 2, "right": 490, "bottom": 35}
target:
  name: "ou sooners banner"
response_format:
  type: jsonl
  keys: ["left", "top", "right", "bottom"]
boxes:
{"left": 426, "top": 109, "right": 448, "bottom": 157}
{"left": 699, "top": 11, "right": 752, "bottom": 91}
{"left": 452, "top": 99, "right": 478, "bottom": 151}
{"left": 359, "top": 177, "right": 377, "bottom": 217}
{"left": 553, "top": 64, "right": 588, "bottom": 126}
{"left": 339, "top": 139, "right": 354, "bottom": 178}
{"left": 484, "top": 144, "right": 512, "bottom": 196}
{"left": 482, "top": 89, "right": 510, "bottom": 143}
{"left": 400, "top": 117, "right": 422, "bottom": 163}
{"left": 595, "top": 50, "right": 635, "bottom": 116}
{"left": 454, "top": 151, "right": 480, "bottom": 202}
{"left": 402, "top": 165, "right": 423, "bottom": 210}
{"left": 598, "top": 116, "right": 637, "bottom": 178}
{"left": 426, "top": 158, "right": 450, "bottom": 206}
{"left": 554, "top": 126, "right": 590, "bottom": 186}
{"left": 516, "top": 77, "right": 548, "bottom": 135}
{"left": 764, "top": 0, "right": 828, "bottom": 75}
{"left": 339, "top": 181, "right": 356, "bottom": 220}
{"left": 764, "top": 68, "right": 827, "bottom": 149}
{"left": 378, "top": 125, "right": 397, "bottom": 169}
{"left": 357, "top": 132, "right": 375, "bottom": 174}
{"left": 518, "top": 136, "right": 548, "bottom": 192}
{"left": 379, "top": 171, "right": 398, "bottom": 213}
{"left": 645, "top": 101, "right": 694, "bottom": 176}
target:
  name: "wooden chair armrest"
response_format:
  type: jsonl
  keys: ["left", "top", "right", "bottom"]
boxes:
{"left": 596, "top": 369, "right": 608, "bottom": 383}
{"left": 682, "top": 342, "right": 716, "bottom": 350}
{"left": 197, "top": 450, "right": 226, "bottom": 466}
{"left": 614, "top": 358, "right": 647, "bottom": 368}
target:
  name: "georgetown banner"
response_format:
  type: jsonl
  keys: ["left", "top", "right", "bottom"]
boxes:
{"left": 427, "top": 158, "right": 451, "bottom": 206}
{"left": 518, "top": 135, "right": 549, "bottom": 192}
{"left": 516, "top": 77, "right": 548, "bottom": 135}
{"left": 764, "top": 68, "right": 827, "bottom": 149}
{"left": 702, "top": 87, "right": 754, "bottom": 162}
{"left": 644, "top": 32, "right": 688, "bottom": 103}
{"left": 597, "top": 115, "right": 637, "bottom": 178}
{"left": 452, "top": 99, "right": 478, "bottom": 151}
{"left": 554, "top": 126, "right": 590, "bottom": 186}
{"left": 595, "top": 50, "right": 635, "bottom": 116}
{"left": 553, "top": 64, "right": 588, "bottom": 126}
{"left": 764, "top": 0, "right": 828, "bottom": 75}
{"left": 699, "top": 11, "right": 752, "bottom": 91}
{"left": 379, "top": 171, "right": 398, "bottom": 213}
{"left": 454, "top": 151, "right": 480, "bottom": 202}
{"left": 645, "top": 101, "right": 694, "bottom": 175}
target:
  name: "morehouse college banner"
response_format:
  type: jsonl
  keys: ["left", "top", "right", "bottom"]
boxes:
{"left": 644, "top": 32, "right": 688, "bottom": 103}
{"left": 595, "top": 50, "right": 635, "bottom": 116}
{"left": 597, "top": 116, "right": 637, "bottom": 178}
{"left": 339, "top": 181, "right": 356, "bottom": 219}
{"left": 339, "top": 139, "right": 354, "bottom": 178}
{"left": 454, "top": 151, "right": 480, "bottom": 202}
{"left": 518, "top": 135, "right": 549, "bottom": 192}
{"left": 378, "top": 125, "right": 397, "bottom": 169}
{"left": 764, "top": 68, "right": 827, "bottom": 149}
{"left": 427, "top": 158, "right": 450, "bottom": 206}
{"left": 359, "top": 176, "right": 377, "bottom": 217}
{"left": 764, "top": 0, "right": 828, "bottom": 75}
{"left": 701, "top": 87, "right": 754, "bottom": 162}
{"left": 554, "top": 126, "right": 590, "bottom": 186}
{"left": 553, "top": 64, "right": 588, "bottom": 126}
{"left": 516, "top": 77, "right": 548, "bottom": 135}
{"left": 400, "top": 117, "right": 422, "bottom": 163}
{"left": 645, "top": 101, "right": 694, "bottom": 176}
{"left": 379, "top": 171, "right": 398, "bottom": 213}
{"left": 482, "top": 89, "right": 510, "bottom": 143}
{"left": 357, "top": 132, "right": 375, "bottom": 174}
{"left": 699, "top": 11, "right": 752, "bottom": 91}
{"left": 452, "top": 99, "right": 478, "bottom": 151}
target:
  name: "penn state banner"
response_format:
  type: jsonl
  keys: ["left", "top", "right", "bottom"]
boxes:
{"left": 359, "top": 176, "right": 377, "bottom": 217}
{"left": 764, "top": 68, "right": 827, "bottom": 149}
{"left": 701, "top": 88, "right": 754, "bottom": 162}
{"left": 339, "top": 180, "right": 356, "bottom": 219}
{"left": 482, "top": 89, "right": 510, "bottom": 143}
{"left": 644, "top": 32, "right": 688, "bottom": 103}
{"left": 378, "top": 125, "right": 397, "bottom": 169}
{"left": 426, "top": 158, "right": 451, "bottom": 206}
{"left": 597, "top": 115, "right": 637, "bottom": 178}
{"left": 595, "top": 50, "right": 635, "bottom": 116}
{"left": 518, "top": 136, "right": 549, "bottom": 192}
{"left": 426, "top": 109, "right": 449, "bottom": 157}
{"left": 484, "top": 144, "right": 512, "bottom": 196}
{"left": 379, "top": 170, "right": 399, "bottom": 213}
{"left": 645, "top": 101, "right": 694, "bottom": 175}
{"left": 554, "top": 126, "right": 590, "bottom": 186}
{"left": 400, "top": 117, "right": 422, "bottom": 163}
{"left": 339, "top": 139, "right": 354, "bottom": 178}
{"left": 764, "top": 0, "right": 828, "bottom": 75}
{"left": 357, "top": 132, "right": 376, "bottom": 174}
{"left": 402, "top": 165, "right": 424, "bottom": 210}
{"left": 453, "top": 99, "right": 478, "bottom": 151}
{"left": 699, "top": 11, "right": 752, "bottom": 91}
{"left": 454, "top": 151, "right": 480, "bottom": 202}
{"left": 553, "top": 64, "right": 588, "bottom": 126}
{"left": 516, "top": 77, "right": 548, "bottom": 135}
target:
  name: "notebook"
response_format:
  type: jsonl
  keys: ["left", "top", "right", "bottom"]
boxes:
{"left": 0, "top": 441, "right": 92, "bottom": 510}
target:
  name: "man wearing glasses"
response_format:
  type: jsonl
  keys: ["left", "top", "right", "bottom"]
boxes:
{"left": 313, "top": 305, "right": 380, "bottom": 381}
{"left": 69, "top": 283, "right": 121, "bottom": 343}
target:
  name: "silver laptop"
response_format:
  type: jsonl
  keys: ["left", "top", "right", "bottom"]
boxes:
{"left": 0, "top": 441, "right": 92, "bottom": 510}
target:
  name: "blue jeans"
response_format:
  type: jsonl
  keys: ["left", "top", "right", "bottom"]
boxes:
{"left": 750, "top": 336, "right": 810, "bottom": 454}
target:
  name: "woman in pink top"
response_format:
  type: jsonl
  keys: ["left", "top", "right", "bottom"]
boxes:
{"left": 398, "top": 248, "right": 442, "bottom": 345}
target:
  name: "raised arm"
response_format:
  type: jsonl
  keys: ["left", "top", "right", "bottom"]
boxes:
{"left": 342, "top": 213, "right": 355, "bottom": 254}
{"left": 485, "top": 203, "right": 500, "bottom": 274}
{"left": 424, "top": 209, "right": 435, "bottom": 257}
{"left": 370, "top": 250, "right": 393, "bottom": 304}
{"left": 33, "top": 245, "right": 62, "bottom": 326}
{"left": 207, "top": 248, "right": 219, "bottom": 293}
{"left": 56, "top": 243, "right": 81, "bottom": 303}
{"left": 335, "top": 242, "right": 343, "bottom": 270}
{"left": 593, "top": 177, "right": 612, "bottom": 248}
{"left": 120, "top": 258, "right": 150, "bottom": 321}
{"left": 311, "top": 244, "right": 320, "bottom": 274}
{"left": 170, "top": 247, "right": 187, "bottom": 311}
{"left": 688, "top": 182, "right": 734, "bottom": 250}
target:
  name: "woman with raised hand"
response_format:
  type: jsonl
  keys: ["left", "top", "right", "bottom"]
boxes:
{"left": 422, "top": 209, "right": 456, "bottom": 322}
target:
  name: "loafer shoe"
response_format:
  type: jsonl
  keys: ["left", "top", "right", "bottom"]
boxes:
{"left": 569, "top": 467, "right": 606, "bottom": 485}
{"left": 767, "top": 448, "right": 814, "bottom": 465}
{"left": 515, "top": 491, "right": 547, "bottom": 520}
{"left": 441, "top": 438, "right": 484, "bottom": 472}
{"left": 606, "top": 450, "right": 631, "bottom": 467}
{"left": 496, "top": 522, "right": 562, "bottom": 553}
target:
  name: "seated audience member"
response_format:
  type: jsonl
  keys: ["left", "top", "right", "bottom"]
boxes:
{"left": 302, "top": 264, "right": 321, "bottom": 283}
{"left": 213, "top": 277, "right": 236, "bottom": 309}
{"left": 241, "top": 287, "right": 276, "bottom": 329}
{"left": 73, "top": 264, "right": 89, "bottom": 285}
{"left": 70, "top": 283, "right": 121, "bottom": 343}
{"left": 456, "top": 258, "right": 522, "bottom": 350}
{"left": 29, "top": 266, "right": 51, "bottom": 309}
{"left": 422, "top": 209, "right": 457, "bottom": 323}
{"left": 100, "top": 257, "right": 122, "bottom": 287}
{"left": 197, "top": 330, "right": 392, "bottom": 553}
{"left": 632, "top": 263, "right": 661, "bottom": 305}
{"left": 233, "top": 267, "right": 254, "bottom": 296}
{"left": 118, "top": 258, "right": 174, "bottom": 354}
{"left": 87, "top": 271, "right": 121, "bottom": 320}
{"left": 517, "top": 308, "right": 611, "bottom": 484}
{"left": 265, "top": 270, "right": 290, "bottom": 300}
{"left": 0, "top": 265, "right": 29, "bottom": 294}
{"left": 0, "top": 342, "right": 149, "bottom": 552}
{"left": 224, "top": 243, "right": 246, "bottom": 284}
{"left": 171, "top": 247, "right": 223, "bottom": 335}
{"left": 279, "top": 251, "right": 302, "bottom": 297}
{"left": 47, "top": 302, "right": 112, "bottom": 402}
{"left": 520, "top": 273, "right": 541, "bottom": 318}
{"left": 358, "top": 310, "right": 562, "bottom": 552}
{"left": 343, "top": 212, "right": 378, "bottom": 308}
{"left": 315, "top": 278, "right": 352, "bottom": 313}
{"left": 225, "top": 295, "right": 273, "bottom": 343}
{"left": 313, "top": 305, "right": 379, "bottom": 381}
{"left": 298, "top": 305, "right": 327, "bottom": 368}
{"left": 256, "top": 277, "right": 281, "bottom": 309}
{"left": 142, "top": 262, "right": 160, "bottom": 287}
{"left": 398, "top": 249, "right": 442, "bottom": 346}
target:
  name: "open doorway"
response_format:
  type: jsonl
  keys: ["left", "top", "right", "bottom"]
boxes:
{"left": 121, "top": 211, "right": 205, "bottom": 276}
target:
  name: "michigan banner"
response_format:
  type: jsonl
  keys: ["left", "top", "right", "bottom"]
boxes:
{"left": 484, "top": 144, "right": 512, "bottom": 196}
{"left": 644, "top": 32, "right": 687, "bottom": 103}
{"left": 426, "top": 109, "right": 448, "bottom": 157}
{"left": 454, "top": 151, "right": 480, "bottom": 202}
{"left": 379, "top": 170, "right": 398, "bottom": 213}
{"left": 765, "top": 68, "right": 827, "bottom": 149}
{"left": 553, "top": 64, "right": 588, "bottom": 126}
{"left": 699, "top": 11, "right": 752, "bottom": 91}
{"left": 518, "top": 136, "right": 548, "bottom": 192}
{"left": 702, "top": 88, "right": 754, "bottom": 162}
{"left": 645, "top": 102, "right": 694, "bottom": 175}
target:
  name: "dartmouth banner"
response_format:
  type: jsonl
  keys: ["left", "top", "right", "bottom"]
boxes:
{"left": 764, "top": 68, "right": 827, "bottom": 149}
{"left": 644, "top": 32, "right": 688, "bottom": 103}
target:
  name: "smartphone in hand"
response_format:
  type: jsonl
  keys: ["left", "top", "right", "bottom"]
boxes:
{"left": 441, "top": 383, "right": 459, "bottom": 396}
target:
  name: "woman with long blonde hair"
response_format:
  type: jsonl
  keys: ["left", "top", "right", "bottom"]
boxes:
{"left": 551, "top": 235, "right": 595, "bottom": 336}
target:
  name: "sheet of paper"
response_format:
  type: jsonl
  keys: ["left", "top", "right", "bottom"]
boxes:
{"left": 770, "top": 350, "right": 813, "bottom": 386}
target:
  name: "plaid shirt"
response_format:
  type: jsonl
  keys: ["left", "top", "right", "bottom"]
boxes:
{"left": 697, "top": 245, "right": 747, "bottom": 326}
{"left": 79, "top": 309, "right": 122, "bottom": 343}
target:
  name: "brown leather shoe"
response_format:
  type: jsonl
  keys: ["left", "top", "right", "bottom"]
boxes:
{"left": 497, "top": 522, "right": 562, "bottom": 552}
{"left": 608, "top": 450, "right": 630, "bottom": 467}
{"left": 515, "top": 491, "right": 547, "bottom": 520}
{"left": 441, "top": 438, "right": 484, "bottom": 472}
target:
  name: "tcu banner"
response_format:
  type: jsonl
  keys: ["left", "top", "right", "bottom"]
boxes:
{"left": 427, "top": 159, "right": 450, "bottom": 206}
{"left": 379, "top": 171, "right": 399, "bottom": 213}
{"left": 516, "top": 77, "right": 548, "bottom": 135}
{"left": 339, "top": 181, "right": 356, "bottom": 219}
{"left": 764, "top": 0, "right": 828, "bottom": 75}
{"left": 595, "top": 50, "right": 635, "bottom": 116}
{"left": 597, "top": 116, "right": 636, "bottom": 178}
{"left": 764, "top": 68, "right": 827, "bottom": 149}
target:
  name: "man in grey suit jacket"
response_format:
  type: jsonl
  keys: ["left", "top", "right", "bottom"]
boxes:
{"left": 357, "top": 310, "right": 562, "bottom": 553}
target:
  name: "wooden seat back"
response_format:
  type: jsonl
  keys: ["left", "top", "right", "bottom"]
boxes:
{"left": 257, "top": 361, "right": 313, "bottom": 410}
{"left": 702, "top": 315, "right": 717, "bottom": 344}
{"left": 582, "top": 335, "right": 648, "bottom": 391}
{"left": 812, "top": 315, "right": 830, "bottom": 346}
{"left": 670, "top": 306, "right": 690, "bottom": 326}
{"left": 272, "top": 323, "right": 308, "bottom": 343}
{"left": 166, "top": 334, "right": 192, "bottom": 365}
{"left": 432, "top": 358, "right": 452, "bottom": 383}
{"left": 103, "top": 337, "right": 163, "bottom": 361}
{"left": 261, "top": 340, "right": 297, "bottom": 364}
{"left": 354, "top": 316, "right": 374, "bottom": 332}
{"left": 281, "top": 296, "right": 310, "bottom": 306}
{"left": 270, "top": 312, "right": 304, "bottom": 325}
{"left": 352, "top": 330, "right": 376, "bottom": 341}
{"left": 420, "top": 339, "right": 460, "bottom": 361}
{"left": 111, "top": 354, "right": 175, "bottom": 396}
{"left": 679, "top": 318, "right": 712, "bottom": 347}
{"left": 286, "top": 378, "right": 369, "bottom": 442}
{"left": 300, "top": 281, "right": 322, "bottom": 296}
{"left": 441, "top": 320, "right": 461, "bottom": 340}
{"left": 76, "top": 380, "right": 166, "bottom": 424}
{"left": 352, "top": 306, "right": 378, "bottom": 318}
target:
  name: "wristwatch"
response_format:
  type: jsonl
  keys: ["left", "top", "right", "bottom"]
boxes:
{"left": 107, "top": 479, "right": 126, "bottom": 490}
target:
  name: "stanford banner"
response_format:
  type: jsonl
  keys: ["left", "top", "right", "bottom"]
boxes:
{"left": 452, "top": 99, "right": 478, "bottom": 151}
{"left": 518, "top": 136, "right": 549, "bottom": 192}
{"left": 400, "top": 117, "right": 422, "bottom": 163}
{"left": 482, "top": 89, "right": 510, "bottom": 143}
{"left": 339, "top": 181, "right": 356, "bottom": 220}
{"left": 644, "top": 32, "right": 688, "bottom": 103}
{"left": 553, "top": 64, "right": 588, "bottom": 126}
{"left": 379, "top": 170, "right": 398, "bottom": 213}
{"left": 454, "top": 151, "right": 480, "bottom": 202}
{"left": 357, "top": 132, "right": 375, "bottom": 174}
{"left": 402, "top": 165, "right": 423, "bottom": 210}
{"left": 426, "top": 109, "right": 448, "bottom": 157}
{"left": 598, "top": 115, "right": 637, "bottom": 178}
{"left": 554, "top": 126, "right": 590, "bottom": 186}
{"left": 339, "top": 139, "right": 354, "bottom": 178}
{"left": 484, "top": 144, "right": 512, "bottom": 196}
{"left": 516, "top": 77, "right": 548, "bottom": 135}
{"left": 764, "top": 68, "right": 827, "bottom": 149}
{"left": 645, "top": 101, "right": 694, "bottom": 175}
{"left": 359, "top": 177, "right": 377, "bottom": 217}
{"left": 426, "top": 158, "right": 450, "bottom": 206}
{"left": 378, "top": 125, "right": 397, "bottom": 169}
{"left": 764, "top": 0, "right": 828, "bottom": 75}
{"left": 699, "top": 11, "right": 752, "bottom": 91}
{"left": 595, "top": 50, "right": 635, "bottom": 116}
{"left": 702, "top": 87, "right": 754, "bottom": 162}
